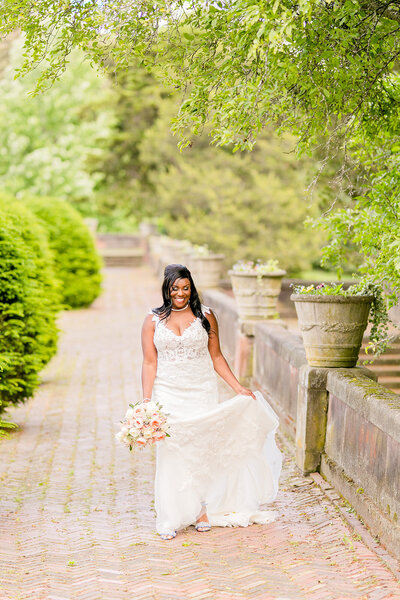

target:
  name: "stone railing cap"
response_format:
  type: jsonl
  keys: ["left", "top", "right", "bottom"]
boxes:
{"left": 327, "top": 369, "right": 400, "bottom": 443}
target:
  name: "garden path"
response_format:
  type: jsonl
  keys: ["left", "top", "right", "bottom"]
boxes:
{"left": 0, "top": 266, "right": 399, "bottom": 600}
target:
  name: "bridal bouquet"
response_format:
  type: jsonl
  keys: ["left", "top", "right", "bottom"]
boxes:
{"left": 116, "top": 400, "right": 169, "bottom": 451}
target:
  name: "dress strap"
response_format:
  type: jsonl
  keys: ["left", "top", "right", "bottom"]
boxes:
{"left": 148, "top": 309, "right": 160, "bottom": 324}
{"left": 201, "top": 304, "right": 212, "bottom": 315}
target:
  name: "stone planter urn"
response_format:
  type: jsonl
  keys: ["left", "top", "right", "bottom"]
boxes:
{"left": 228, "top": 270, "right": 286, "bottom": 320}
{"left": 190, "top": 254, "right": 225, "bottom": 289}
{"left": 290, "top": 294, "right": 373, "bottom": 367}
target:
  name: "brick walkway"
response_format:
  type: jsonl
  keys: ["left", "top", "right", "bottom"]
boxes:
{"left": 0, "top": 266, "right": 399, "bottom": 600}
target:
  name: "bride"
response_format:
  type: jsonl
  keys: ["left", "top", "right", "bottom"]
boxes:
{"left": 141, "top": 263, "right": 282, "bottom": 540}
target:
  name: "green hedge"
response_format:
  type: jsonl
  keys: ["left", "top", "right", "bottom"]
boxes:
{"left": 24, "top": 197, "right": 102, "bottom": 308}
{"left": 0, "top": 197, "right": 60, "bottom": 412}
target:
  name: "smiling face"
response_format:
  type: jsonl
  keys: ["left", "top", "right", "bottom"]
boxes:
{"left": 170, "top": 277, "right": 191, "bottom": 309}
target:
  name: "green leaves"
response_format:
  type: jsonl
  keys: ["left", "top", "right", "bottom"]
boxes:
{"left": 138, "top": 87, "right": 323, "bottom": 272}
{"left": 0, "top": 36, "right": 116, "bottom": 206}
{"left": 0, "top": 195, "right": 60, "bottom": 409}
{"left": 0, "top": 193, "right": 102, "bottom": 416}
{"left": 0, "top": 418, "right": 18, "bottom": 439}
{"left": 24, "top": 197, "right": 102, "bottom": 309}
{"left": 0, "top": 0, "right": 398, "bottom": 158}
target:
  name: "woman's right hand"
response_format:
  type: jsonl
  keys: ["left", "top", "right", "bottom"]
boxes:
{"left": 235, "top": 385, "right": 256, "bottom": 400}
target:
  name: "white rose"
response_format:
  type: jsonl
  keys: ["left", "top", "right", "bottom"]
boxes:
{"left": 144, "top": 401, "right": 157, "bottom": 413}
{"left": 125, "top": 408, "right": 135, "bottom": 419}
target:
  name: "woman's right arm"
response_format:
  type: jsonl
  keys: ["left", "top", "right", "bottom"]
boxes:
{"left": 141, "top": 314, "right": 158, "bottom": 401}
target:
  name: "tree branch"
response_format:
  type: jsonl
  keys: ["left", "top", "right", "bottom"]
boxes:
{"left": 358, "top": 0, "right": 400, "bottom": 24}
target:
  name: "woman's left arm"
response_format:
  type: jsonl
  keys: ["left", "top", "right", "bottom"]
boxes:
{"left": 206, "top": 310, "right": 255, "bottom": 399}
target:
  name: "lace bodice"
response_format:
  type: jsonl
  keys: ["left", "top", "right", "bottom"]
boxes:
{"left": 150, "top": 305, "right": 211, "bottom": 363}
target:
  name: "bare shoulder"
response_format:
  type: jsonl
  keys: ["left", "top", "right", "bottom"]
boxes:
{"left": 203, "top": 307, "right": 218, "bottom": 328}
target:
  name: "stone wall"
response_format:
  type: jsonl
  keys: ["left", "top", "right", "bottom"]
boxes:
{"left": 322, "top": 370, "right": 400, "bottom": 556}
{"left": 253, "top": 323, "right": 306, "bottom": 438}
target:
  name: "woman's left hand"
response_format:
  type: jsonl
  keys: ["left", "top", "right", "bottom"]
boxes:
{"left": 235, "top": 385, "right": 256, "bottom": 400}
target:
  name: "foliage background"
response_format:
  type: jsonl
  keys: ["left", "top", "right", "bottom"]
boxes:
{"left": 24, "top": 197, "right": 103, "bottom": 309}
{"left": 0, "top": 195, "right": 60, "bottom": 412}
{"left": 0, "top": 36, "right": 329, "bottom": 274}
{"left": 1, "top": 0, "right": 398, "bottom": 297}
{"left": 91, "top": 64, "right": 329, "bottom": 273}
{"left": 0, "top": 37, "right": 115, "bottom": 209}
{"left": 137, "top": 96, "right": 323, "bottom": 271}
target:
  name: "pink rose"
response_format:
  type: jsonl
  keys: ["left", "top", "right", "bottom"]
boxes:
{"left": 153, "top": 431, "right": 166, "bottom": 441}
{"left": 136, "top": 437, "right": 147, "bottom": 447}
{"left": 150, "top": 417, "right": 162, "bottom": 428}
{"left": 134, "top": 417, "right": 144, "bottom": 428}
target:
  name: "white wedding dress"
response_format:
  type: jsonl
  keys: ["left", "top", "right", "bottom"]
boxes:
{"left": 150, "top": 305, "right": 282, "bottom": 535}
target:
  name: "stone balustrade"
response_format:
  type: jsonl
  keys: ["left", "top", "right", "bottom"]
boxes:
{"left": 202, "top": 290, "right": 400, "bottom": 559}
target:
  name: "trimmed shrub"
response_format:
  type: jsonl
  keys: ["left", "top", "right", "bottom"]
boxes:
{"left": 24, "top": 197, "right": 102, "bottom": 308}
{"left": 0, "top": 196, "right": 60, "bottom": 412}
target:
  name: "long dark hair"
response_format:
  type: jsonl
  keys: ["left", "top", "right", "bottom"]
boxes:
{"left": 153, "top": 264, "right": 211, "bottom": 334}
